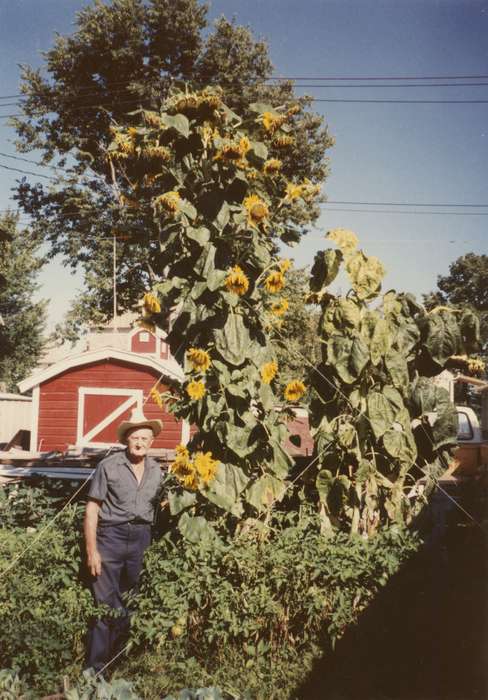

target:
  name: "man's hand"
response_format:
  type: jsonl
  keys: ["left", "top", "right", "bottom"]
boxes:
{"left": 87, "top": 549, "right": 102, "bottom": 577}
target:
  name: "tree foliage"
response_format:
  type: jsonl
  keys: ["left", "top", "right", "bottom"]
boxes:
{"left": 0, "top": 213, "right": 47, "bottom": 392}
{"left": 306, "top": 230, "right": 481, "bottom": 534}
{"left": 424, "top": 252, "right": 488, "bottom": 354}
{"left": 13, "top": 0, "right": 333, "bottom": 331}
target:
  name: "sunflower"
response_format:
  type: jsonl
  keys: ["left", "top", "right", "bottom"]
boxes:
{"left": 279, "top": 259, "right": 292, "bottom": 272}
{"left": 273, "top": 134, "right": 295, "bottom": 148}
{"left": 187, "top": 348, "right": 211, "bottom": 373}
{"left": 182, "top": 472, "right": 199, "bottom": 490}
{"left": 144, "top": 145, "right": 171, "bottom": 162}
{"left": 271, "top": 298, "right": 289, "bottom": 316}
{"left": 115, "top": 132, "right": 135, "bottom": 154}
{"left": 171, "top": 446, "right": 193, "bottom": 477}
{"left": 284, "top": 182, "right": 304, "bottom": 201}
{"left": 263, "top": 158, "right": 282, "bottom": 175}
{"left": 243, "top": 194, "right": 269, "bottom": 228}
{"left": 264, "top": 270, "right": 285, "bottom": 293}
{"left": 153, "top": 191, "right": 181, "bottom": 215}
{"left": 194, "top": 451, "right": 219, "bottom": 485}
{"left": 284, "top": 380, "right": 306, "bottom": 402}
{"left": 262, "top": 111, "right": 286, "bottom": 133}
{"left": 186, "top": 380, "right": 206, "bottom": 400}
{"left": 144, "top": 111, "right": 162, "bottom": 128}
{"left": 175, "top": 444, "right": 190, "bottom": 460}
{"left": 143, "top": 292, "right": 161, "bottom": 314}
{"left": 260, "top": 361, "right": 278, "bottom": 384}
{"left": 150, "top": 386, "right": 164, "bottom": 409}
{"left": 287, "top": 104, "right": 301, "bottom": 116}
{"left": 225, "top": 266, "right": 249, "bottom": 296}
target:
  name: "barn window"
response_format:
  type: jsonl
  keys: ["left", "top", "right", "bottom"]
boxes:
{"left": 139, "top": 332, "right": 150, "bottom": 343}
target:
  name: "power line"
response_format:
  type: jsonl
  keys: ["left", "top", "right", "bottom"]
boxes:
{"left": 320, "top": 208, "right": 488, "bottom": 216}
{"left": 1, "top": 73, "right": 488, "bottom": 101}
{"left": 2, "top": 81, "right": 488, "bottom": 107}
{"left": 324, "top": 199, "right": 488, "bottom": 208}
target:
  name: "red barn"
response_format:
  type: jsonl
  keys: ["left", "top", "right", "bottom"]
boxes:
{"left": 18, "top": 345, "right": 187, "bottom": 454}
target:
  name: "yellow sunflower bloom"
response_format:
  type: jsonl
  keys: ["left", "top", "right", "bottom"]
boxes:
{"left": 238, "top": 136, "right": 251, "bottom": 157}
{"left": 186, "top": 380, "right": 206, "bottom": 400}
{"left": 182, "top": 472, "right": 199, "bottom": 490}
{"left": 287, "top": 104, "right": 301, "bottom": 117}
{"left": 143, "top": 292, "right": 161, "bottom": 314}
{"left": 273, "top": 134, "right": 295, "bottom": 148}
{"left": 284, "top": 182, "right": 304, "bottom": 201}
{"left": 262, "top": 111, "right": 286, "bottom": 133}
{"left": 171, "top": 449, "right": 193, "bottom": 477}
{"left": 225, "top": 266, "right": 249, "bottom": 296}
{"left": 153, "top": 191, "right": 181, "bottom": 215}
{"left": 144, "top": 111, "right": 162, "bottom": 128}
{"left": 187, "top": 348, "right": 211, "bottom": 373}
{"left": 175, "top": 444, "right": 190, "bottom": 460}
{"left": 150, "top": 386, "right": 164, "bottom": 409}
{"left": 265, "top": 270, "right": 285, "bottom": 294}
{"left": 284, "top": 380, "right": 306, "bottom": 402}
{"left": 279, "top": 259, "right": 292, "bottom": 272}
{"left": 263, "top": 158, "right": 282, "bottom": 175}
{"left": 271, "top": 298, "right": 289, "bottom": 316}
{"left": 247, "top": 169, "right": 260, "bottom": 181}
{"left": 194, "top": 451, "right": 219, "bottom": 485}
{"left": 260, "top": 361, "right": 278, "bottom": 384}
{"left": 243, "top": 194, "right": 269, "bottom": 228}
{"left": 144, "top": 145, "right": 171, "bottom": 162}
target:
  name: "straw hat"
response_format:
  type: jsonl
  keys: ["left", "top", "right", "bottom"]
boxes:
{"left": 116, "top": 407, "right": 162, "bottom": 443}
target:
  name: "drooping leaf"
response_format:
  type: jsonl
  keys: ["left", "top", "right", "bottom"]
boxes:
{"left": 385, "top": 350, "right": 409, "bottom": 390}
{"left": 178, "top": 512, "right": 219, "bottom": 545}
{"left": 168, "top": 490, "right": 197, "bottom": 516}
{"left": 367, "top": 391, "right": 395, "bottom": 439}
{"left": 246, "top": 474, "right": 287, "bottom": 512}
{"left": 369, "top": 318, "right": 391, "bottom": 365}
{"left": 204, "top": 463, "right": 249, "bottom": 516}
{"left": 214, "top": 313, "right": 250, "bottom": 366}
{"left": 310, "top": 249, "right": 343, "bottom": 292}
{"left": 345, "top": 251, "right": 385, "bottom": 300}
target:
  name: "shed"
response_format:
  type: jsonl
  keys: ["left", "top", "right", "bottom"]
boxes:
{"left": 0, "top": 392, "right": 32, "bottom": 448}
{"left": 18, "top": 347, "right": 187, "bottom": 453}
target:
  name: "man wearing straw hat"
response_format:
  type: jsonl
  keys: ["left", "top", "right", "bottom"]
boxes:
{"left": 84, "top": 407, "right": 164, "bottom": 674}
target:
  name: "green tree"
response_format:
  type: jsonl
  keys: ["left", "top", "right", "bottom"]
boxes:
{"left": 13, "top": 0, "right": 333, "bottom": 334}
{"left": 424, "top": 253, "right": 488, "bottom": 352}
{"left": 0, "top": 214, "right": 47, "bottom": 391}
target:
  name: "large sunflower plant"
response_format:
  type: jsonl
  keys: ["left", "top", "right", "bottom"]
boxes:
{"left": 106, "top": 87, "right": 322, "bottom": 539}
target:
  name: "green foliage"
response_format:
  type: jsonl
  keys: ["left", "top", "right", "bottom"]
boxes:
{"left": 0, "top": 504, "right": 94, "bottom": 694}
{"left": 307, "top": 230, "right": 481, "bottom": 534}
{"left": 269, "top": 267, "right": 321, "bottom": 386}
{"left": 129, "top": 508, "right": 419, "bottom": 676}
{"left": 13, "top": 0, "right": 332, "bottom": 331}
{"left": 65, "top": 669, "right": 140, "bottom": 700}
{"left": 0, "top": 212, "right": 47, "bottom": 391}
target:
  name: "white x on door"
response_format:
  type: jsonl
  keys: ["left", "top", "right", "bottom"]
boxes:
{"left": 77, "top": 387, "right": 143, "bottom": 446}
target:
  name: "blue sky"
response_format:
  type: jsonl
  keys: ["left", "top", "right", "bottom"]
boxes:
{"left": 0, "top": 0, "right": 487, "bottom": 330}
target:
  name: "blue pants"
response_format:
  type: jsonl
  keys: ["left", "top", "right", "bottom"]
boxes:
{"left": 86, "top": 522, "right": 151, "bottom": 673}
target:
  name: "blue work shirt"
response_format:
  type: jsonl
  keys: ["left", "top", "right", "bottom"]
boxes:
{"left": 88, "top": 450, "right": 164, "bottom": 525}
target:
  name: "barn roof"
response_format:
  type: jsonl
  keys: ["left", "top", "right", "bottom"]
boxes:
{"left": 18, "top": 347, "right": 184, "bottom": 394}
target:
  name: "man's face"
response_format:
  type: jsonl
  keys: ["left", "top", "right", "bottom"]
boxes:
{"left": 125, "top": 427, "right": 154, "bottom": 459}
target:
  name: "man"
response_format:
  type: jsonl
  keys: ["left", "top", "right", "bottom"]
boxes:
{"left": 84, "top": 407, "right": 164, "bottom": 673}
